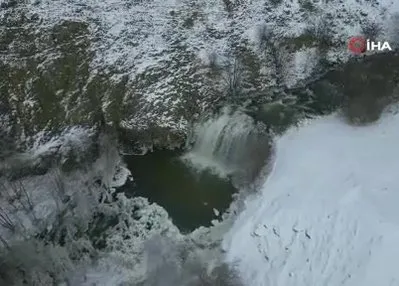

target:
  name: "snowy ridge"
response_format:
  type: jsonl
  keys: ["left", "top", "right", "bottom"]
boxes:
{"left": 20, "top": 0, "right": 399, "bottom": 74}
{"left": 223, "top": 107, "right": 399, "bottom": 286}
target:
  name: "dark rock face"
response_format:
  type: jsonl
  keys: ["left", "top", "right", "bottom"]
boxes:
{"left": 251, "top": 102, "right": 300, "bottom": 134}
{"left": 318, "top": 51, "right": 399, "bottom": 124}
{"left": 117, "top": 125, "right": 187, "bottom": 154}
{"left": 248, "top": 51, "right": 399, "bottom": 136}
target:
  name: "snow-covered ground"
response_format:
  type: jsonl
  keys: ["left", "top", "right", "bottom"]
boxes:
{"left": 2, "top": 1, "right": 399, "bottom": 284}
{"left": 0, "top": 125, "right": 96, "bottom": 174}
{"left": 5, "top": 104, "right": 399, "bottom": 285}
{"left": 28, "top": 126, "right": 95, "bottom": 159}
{"left": 223, "top": 106, "right": 399, "bottom": 286}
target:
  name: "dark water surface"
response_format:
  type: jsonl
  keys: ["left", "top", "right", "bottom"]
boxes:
{"left": 121, "top": 150, "right": 237, "bottom": 232}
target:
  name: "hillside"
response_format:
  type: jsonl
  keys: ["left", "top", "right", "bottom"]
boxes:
{"left": 1, "top": 0, "right": 399, "bottom": 154}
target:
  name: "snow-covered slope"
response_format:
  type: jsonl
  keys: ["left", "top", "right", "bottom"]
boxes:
{"left": 2, "top": 0, "right": 399, "bottom": 137}
{"left": 223, "top": 106, "right": 399, "bottom": 286}
{"left": 19, "top": 0, "right": 399, "bottom": 74}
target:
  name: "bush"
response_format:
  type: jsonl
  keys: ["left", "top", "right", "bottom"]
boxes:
{"left": 389, "top": 13, "right": 399, "bottom": 47}
{"left": 0, "top": 239, "right": 72, "bottom": 285}
{"left": 222, "top": 57, "right": 244, "bottom": 99}
{"left": 255, "top": 23, "right": 273, "bottom": 50}
{"left": 299, "top": 0, "right": 316, "bottom": 12}
{"left": 269, "top": 0, "right": 283, "bottom": 6}
{"left": 207, "top": 51, "right": 218, "bottom": 70}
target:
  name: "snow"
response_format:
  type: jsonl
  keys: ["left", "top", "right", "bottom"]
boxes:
{"left": 110, "top": 165, "right": 131, "bottom": 188}
{"left": 66, "top": 194, "right": 184, "bottom": 285}
{"left": 2, "top": 0, "right": 399, "bottom": 135}
{"left": 0, "top": 146, "right": 181, "bottom": 284}
{"left": 68, "top": 258, "right": 131, "bottom": 286}
{"left": 0, "top": 125, "right": 97, "bottom": 175}
{"left": 2, "top": 0, "right": 399, "bottom": 283}
{"left": 285, "top": 47, "right": 320, "bottom": 88}
{"left": 29, "top": 126, "right": 95, "bottom": 160}
{"left": 23, "top": 0, "right": 398, "bottom": 70}
{"left": 0, "top": 170, "right": 96, "bottom": 243}
{"left": 3, "top": 0, "right": 396, "bottom": 132}
{"left": 222, "top": 107, "right": 399, "bottom": 286}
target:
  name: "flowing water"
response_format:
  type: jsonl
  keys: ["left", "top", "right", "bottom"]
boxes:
{"left": 122, "top": 108, "right": 270, "bottom": 232}
{"left": 182, "top": 107, "right": 271, "bottom": 186}
{"left": 222, "top": 107, "right": 399, "bottom": 286}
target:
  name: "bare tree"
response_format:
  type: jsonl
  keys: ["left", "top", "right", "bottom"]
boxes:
{"left": 1, "top": 180, "right": 35, "bottom": 214}
{"left": 269, "top": 43, "right": 290, "bottom": 88}
{"left": 304, "top": 16, "right": 333, "bottom": 50}
{"left": 0, "top": 235, "right": 9, "bottom": 249}
{"left": 52, "top": 168, "right": 66, "bottom": 199}
{"left": 255, "top": 23, "right": 273, "bottom": 50}
{"left": 1, "top": 180, "right": 38, "bottom": 225}
{"left": 14, "top": 181, "right": 34, "bottom": 212}
{"left": 0, "top": 120, "right": 15, "bottom": 160}
{"left": 254, "top": 23, "right": 289, "bottom": 87}
{"left": 222, "top": 0, "right": 233, "bottom": 13}
{"left": 0, "top": 181, "right": 19, "bottom": 212}
{"left": 0, "top": 207, "right": 15, "bottom": 232}
{"left": 207, "top": 51, "right": 218, "bottom": 71}
{"left": 144, "top": 235, "right": 244, "bottom": 286}
{"left": 222, "top": 57, "right": 244, "bottom": 99}
{"left": 49, "top": 170, "right": 65, "bottom": 214}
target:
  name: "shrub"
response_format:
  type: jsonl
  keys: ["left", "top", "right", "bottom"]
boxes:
{"left": 304, "top": 17, "right": 333, "bottom": 50}
{"left": 361, "top": 20, "right": 381, "bottom": 41}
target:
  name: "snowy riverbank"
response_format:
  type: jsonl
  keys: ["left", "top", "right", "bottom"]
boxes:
{"left": 223, "top": 105, "right": 399, "bottom": 286}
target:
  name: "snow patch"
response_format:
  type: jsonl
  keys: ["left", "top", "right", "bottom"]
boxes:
{"left": 29, "top": 126, "right": 95, "bottom": 161}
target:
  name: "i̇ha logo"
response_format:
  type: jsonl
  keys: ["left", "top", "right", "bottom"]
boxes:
{"left": 348, "top": 36, "right": 392, "bottom": 54}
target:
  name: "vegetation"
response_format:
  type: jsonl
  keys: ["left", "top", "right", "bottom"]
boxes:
{"left": 0, "top": 134, "right": 122, "bottom": 285}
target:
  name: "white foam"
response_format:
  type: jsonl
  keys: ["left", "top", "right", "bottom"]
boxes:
{"left": 181, "top": 108, "right": 265, "bottom": 181}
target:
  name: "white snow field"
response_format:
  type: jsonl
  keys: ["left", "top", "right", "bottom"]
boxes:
{"left": 223, "top": 107, "right": 399, "bottom": 286}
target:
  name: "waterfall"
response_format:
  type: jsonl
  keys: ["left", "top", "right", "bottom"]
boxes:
{"left": 182, "top": 107, "right": 270, "bottom": 184}
{"left": 222, "top": 110, "right": 399, "bottom": 286}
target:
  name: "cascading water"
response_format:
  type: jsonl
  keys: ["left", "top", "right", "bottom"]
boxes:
{"left": 182, "top": 107, "right": 271, "bottom": 184}
{"left": 222, "top": 108, "right": 399, "bottom": 286}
